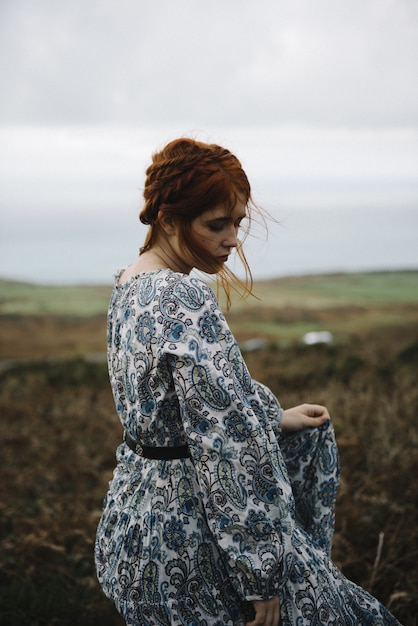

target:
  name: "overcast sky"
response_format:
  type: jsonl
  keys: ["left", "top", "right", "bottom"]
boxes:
{"left": 1, "top": 0, "right": 417, "bottom": 211}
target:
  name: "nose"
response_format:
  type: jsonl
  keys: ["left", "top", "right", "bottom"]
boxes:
{"left": 222, "top": 225, "right": 239, "bottom": 249}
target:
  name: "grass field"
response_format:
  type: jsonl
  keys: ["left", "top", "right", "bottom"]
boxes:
{"left": 1, "top": 270, "right": 417, "bottom": 317}
{"left": 0, "top": 280, "right": 113, "bottom": 316}
{"left": 1, "top": 270, "right": 417, "bottom": 360}
{"left": 1, "top": 271, "right": 417, "bottom": 625}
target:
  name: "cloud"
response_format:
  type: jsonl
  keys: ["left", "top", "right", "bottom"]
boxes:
{"left": 1, "top": 125, "right": 417, "bottom": 214}
{"left": 1, "top": 0, "right": 417, "bottom": 128}
{"left": 0, "top": 0, "right": 416, "bottom": 216}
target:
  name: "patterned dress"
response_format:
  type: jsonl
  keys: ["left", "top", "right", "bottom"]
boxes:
{"left": 95, "top": 269, "right": 401, "bottom": 626}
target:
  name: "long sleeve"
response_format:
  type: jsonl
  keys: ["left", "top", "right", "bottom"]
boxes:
{"left": 159, "top": 274, "right": 295, "bottom": 600}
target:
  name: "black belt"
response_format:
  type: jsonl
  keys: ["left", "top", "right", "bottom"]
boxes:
{"left": 124, "top": 431, "right": 191, "bottom": 460}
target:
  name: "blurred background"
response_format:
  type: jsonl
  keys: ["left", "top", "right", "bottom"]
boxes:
{"left": 1, "top": 2, "right": 418, "bottom": 625}
{"left": 1, "top": 0, "right": 417, "bottom": 284}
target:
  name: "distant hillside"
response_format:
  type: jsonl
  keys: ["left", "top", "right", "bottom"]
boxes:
{"left": 1, "top": 270, "right": 417, "bottom": 317}
{"left": 0, "top": 280, "right": 113, "bottom": 316}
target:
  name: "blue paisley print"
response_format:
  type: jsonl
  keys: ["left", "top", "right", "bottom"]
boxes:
{"left": 95, "top": 268, "right": 401, "bottom": 625}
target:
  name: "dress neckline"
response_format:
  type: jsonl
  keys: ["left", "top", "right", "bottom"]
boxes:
{"left": 115, "top": 267, "right": 179, "bottom": 289}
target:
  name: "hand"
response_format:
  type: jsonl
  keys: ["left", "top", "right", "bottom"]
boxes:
{"left": 280, "top": 403, "right": 330, "bottom": 433}
{"left": 246, "top": 597, "right": 280, "bottom": 626}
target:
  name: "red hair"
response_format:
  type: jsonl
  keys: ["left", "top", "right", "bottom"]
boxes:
{"left": 139, "top": 138, "right": 259, "bottom": 304}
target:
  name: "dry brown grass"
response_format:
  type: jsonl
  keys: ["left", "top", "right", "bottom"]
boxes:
{"left": 0, "top": 309, "right": 417, "bottom": 624}
{"left": 0, "top": 314, "right": 107, "bottom": 361}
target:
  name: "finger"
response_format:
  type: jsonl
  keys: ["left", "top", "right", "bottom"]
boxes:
{"left": 264, "top": 606, "right": 280, "bottom": 626}
{"left": 306, "top": 404, "right": 330, "bottom": 419}
{"left": 245, "top": 616, "right": 264, "bottom": 626}
{"left": 273, "top": 603, "right": 280, "bottom": 625}
{"left": 305, "top": 416, "right": 330, "bottom": 428}
{"left": 265, "top": 607, "right": 279, "bottom": 626}
{"left": 246, "top": 608, "right": 266, "bottom": 626}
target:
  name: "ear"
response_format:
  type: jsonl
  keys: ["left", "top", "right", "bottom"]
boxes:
{"left": 157, "top": 211, "right": 177, "bottom": 236}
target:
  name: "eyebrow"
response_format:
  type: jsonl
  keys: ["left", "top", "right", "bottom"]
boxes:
{"left": 206, "top": 217, "right": 230, "bottom": 225}
{"left": 206, "top": 214, "right": 246, "bottom": 225}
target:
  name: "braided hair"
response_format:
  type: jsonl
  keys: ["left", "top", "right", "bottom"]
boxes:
{"left": 139, "top": 137, "right": 258, "bottom": 303}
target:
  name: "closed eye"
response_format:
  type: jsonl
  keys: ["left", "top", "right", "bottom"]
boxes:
{"left": 206, "top": 218, "right": 229, "bottom": 232}
{"left": 208, "top": 223, "right": 225, "bottom": 232}
{"left": 207, "top": 217, "right": 246, "bottom": 232}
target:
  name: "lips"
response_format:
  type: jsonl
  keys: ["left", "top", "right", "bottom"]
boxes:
{"left": 218, "top": 255, "right": 229, "bottom": 262}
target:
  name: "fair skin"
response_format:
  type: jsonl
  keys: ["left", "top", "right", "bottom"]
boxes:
{"left": 121, "top": 202, "right": 330, "bottom": 625}
{"left": 119, "top": 202, "right": 247, "bottom": 282}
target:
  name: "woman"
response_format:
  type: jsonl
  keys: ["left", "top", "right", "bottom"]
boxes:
{"left": 95, "top": 138, "right": 401, "bottom": 626}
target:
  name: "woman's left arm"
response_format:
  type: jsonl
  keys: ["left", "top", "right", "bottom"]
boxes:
{"left": 253, "top": 382, "right": 330, "bottom": 435}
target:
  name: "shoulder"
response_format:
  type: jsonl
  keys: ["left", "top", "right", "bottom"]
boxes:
{"left": 157, "top": 273, "right": 232, "bottom": 346}
{"left": 161, "top": 272, "right": 221, "bottom": 314}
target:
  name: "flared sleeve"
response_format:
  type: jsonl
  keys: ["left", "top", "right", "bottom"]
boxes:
{"left": 158, "top": 273, "right": 295, "bottom": 601}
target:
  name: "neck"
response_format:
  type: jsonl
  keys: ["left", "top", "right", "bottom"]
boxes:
{"left": 142, "top": 245, "right": 192, "bottom": 274}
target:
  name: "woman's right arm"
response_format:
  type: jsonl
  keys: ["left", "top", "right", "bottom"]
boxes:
{"left": 280, "top": 403, "right": 330, "bottom": 432}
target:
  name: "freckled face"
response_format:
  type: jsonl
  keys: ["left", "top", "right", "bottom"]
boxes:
{"left": 190, "top": 201, "right": 247, "bottom": 269}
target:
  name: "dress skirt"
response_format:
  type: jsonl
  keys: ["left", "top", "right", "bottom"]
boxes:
{"left": 95, "top": 420, "right": 401, "bottom": 625}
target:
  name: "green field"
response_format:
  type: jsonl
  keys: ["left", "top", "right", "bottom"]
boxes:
{"left": 1, "top": 271, "right": 417, "bottom": 351}
{"left": 225, "top": 270, "right": 418, "bottom": 342}
{"left": 249, "top": 270, "right": 418, "bottom": 306}
{"left": 1, "top": 271, "right": 417, "bottom": 317}
{"left": 0, "top": 281, "right": 113, "bottom": 316}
